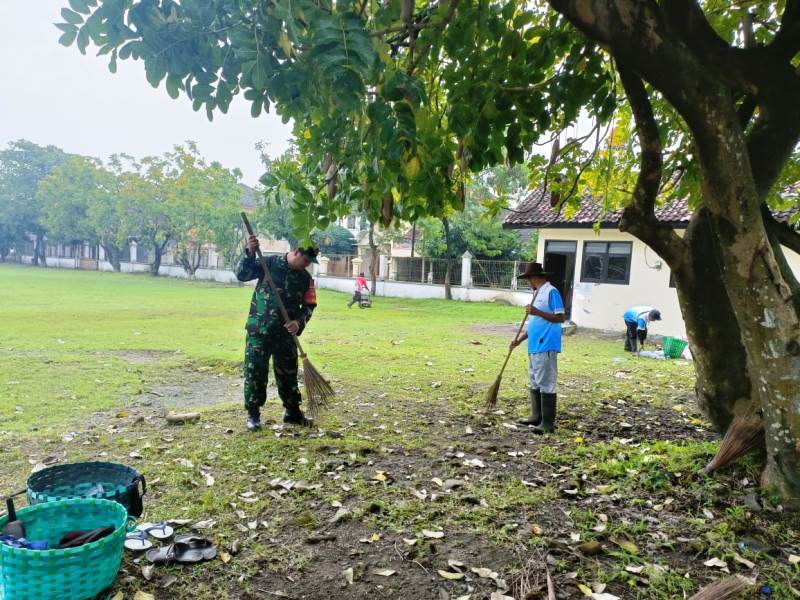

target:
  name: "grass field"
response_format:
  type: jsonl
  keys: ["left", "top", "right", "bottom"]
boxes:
{"left": 1, "top": 264, "right": 798, "bottom": 600}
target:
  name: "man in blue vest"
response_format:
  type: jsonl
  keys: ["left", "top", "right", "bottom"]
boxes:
{"left": 510, "top": 262, "right": 565, "bottom": 434}
{"left": 623, "top": 306, "right": 661, "bottom": 352}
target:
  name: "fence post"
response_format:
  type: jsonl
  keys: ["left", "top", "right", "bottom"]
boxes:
{"left": 130, "top": 240, "right": 138, "bottom": 263}
{"left": 461, "top": 251, "right": 473, "bottom": 287}
{"left": 511, "top": 261, "right": 518, "bottom": 290}
{"left": 421, "top": 257, "right": 426, "bottom": 283}
{"left": 379, "top": 254, "right": 389, "bottom": 280}
{"left": 351, "top": 257, "right": 362, "bottom": 277}
{"left": 318, "top": 255, "right": 329, "bottom": 276}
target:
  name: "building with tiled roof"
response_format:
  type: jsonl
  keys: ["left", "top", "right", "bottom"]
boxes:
{"left": 501, "top": 188, "right": 800, "bottom": 339}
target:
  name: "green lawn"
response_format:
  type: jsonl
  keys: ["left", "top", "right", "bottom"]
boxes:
{"left": 1, "top": 264, "right": 797, "bottom": 600}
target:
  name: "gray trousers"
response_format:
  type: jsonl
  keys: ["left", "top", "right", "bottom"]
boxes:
{"left": 528, "top": 351, "right": 558, "bottom": 394}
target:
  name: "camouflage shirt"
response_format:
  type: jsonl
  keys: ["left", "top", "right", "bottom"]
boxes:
{"left": 235, "top": 252, "right": 317, "bottom": 336}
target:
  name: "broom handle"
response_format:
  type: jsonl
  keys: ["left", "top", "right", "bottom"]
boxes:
{"left": 497, "top": 287, "right": 541, "bottom": 377}
{"left": 240, "top": 212, "right": 307, "bottom": 358}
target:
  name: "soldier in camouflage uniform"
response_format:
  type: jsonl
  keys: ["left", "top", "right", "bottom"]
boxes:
{"left": 236, "top": 235, "right": 319, "bottom": 430}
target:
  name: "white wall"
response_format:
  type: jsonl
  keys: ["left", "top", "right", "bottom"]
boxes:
{"left": 316, "top": 275, "right": 533, "bottom": 305}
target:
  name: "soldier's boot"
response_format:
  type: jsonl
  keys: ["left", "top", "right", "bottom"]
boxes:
{"left": 283, "top": 403, "right": 314, "bottom": 427}
{"left": 532, "top": 393, "right": 556, "bottom": 435}
{"left": 246, "top": 406, "right": 262, "bottom": 432}
{"left": 516, "top": 389, "right": 542, "bottom": 426}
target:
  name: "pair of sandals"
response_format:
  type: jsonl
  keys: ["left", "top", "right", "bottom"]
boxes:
{"left": 124, "top": 522, "right": 216, "bottom": 564}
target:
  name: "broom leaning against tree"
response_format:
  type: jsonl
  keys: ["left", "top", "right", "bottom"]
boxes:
{"left": 234, "top": 223, "right": 324, "bottom": 430}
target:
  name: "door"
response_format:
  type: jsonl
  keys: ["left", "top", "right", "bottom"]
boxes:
{"left": 544, "top": 240, "right": 577, "bottom": 319}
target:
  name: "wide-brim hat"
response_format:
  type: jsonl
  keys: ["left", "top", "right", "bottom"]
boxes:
{"left": 518, "top": 262, "right": 551, "bottom": 278}
{"left": 297, "top": 246, "right": 320, "bottom": 264}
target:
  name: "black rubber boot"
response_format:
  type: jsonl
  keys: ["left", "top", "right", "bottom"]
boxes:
{"left": 516, "top": 389, "right": 542, "bottom": 426}
{"left": 246, "top": 407, "right": 262, "bottom": 432}
{"left": 283, "top": 405, "right": 314, "bottom": 427}
{"left": 532, "top": 393, "right": 556, "bottom": 434}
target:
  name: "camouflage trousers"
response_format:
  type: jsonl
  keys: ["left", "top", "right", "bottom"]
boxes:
{"left": 243, "top": 331, "right": 302, "bottom": 412}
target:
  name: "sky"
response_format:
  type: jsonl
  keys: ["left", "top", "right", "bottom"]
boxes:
{"left": 0, "top": 1, "right": 293, "bottom": 186}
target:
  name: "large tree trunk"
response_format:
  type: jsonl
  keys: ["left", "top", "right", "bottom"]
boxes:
{"left": 695, "top": 97, "right": 800, "bottom": 506}
{"left": 33, "top": 234, "right": 47, "bottom": 267}
{"left": 103, "top": 244, "right": 122, "bottom": 272}
{"left": 151, "top": 243, "right": 163, "bottom": 276}
{"left": 368, "top": 221, "right": 378, "bottom": 296}
{"left": 676, "top": 209, "right": 756, "bottom": 434}
{"left": 442, "top": 218, "right": 453, "bottom": 300}
{"left": 151, "top": 239, "right": 169, "bottom": 276}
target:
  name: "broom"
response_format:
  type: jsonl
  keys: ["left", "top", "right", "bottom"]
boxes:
{"left": 688, "top": 574, "right": 755, "bottom": 600}
{"left": 700, "top": 404, "right": 764, "bottom": 475}
{"left": 240, "top": 212, "right": 335, "bottom": 418}
{"left": 483, "top": 288, "right": 539, "bottom": 413}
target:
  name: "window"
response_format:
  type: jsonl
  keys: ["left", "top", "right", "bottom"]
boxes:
{"left": 580, "top": 241, "right": 632, "bottom": 284}
{"left": 347, "top": 215, "right": 356, "bottom": 229}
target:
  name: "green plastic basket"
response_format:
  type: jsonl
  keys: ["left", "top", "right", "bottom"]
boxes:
{"left": 27, "top": 462, "right": 145, "bottom": 517}
{"left": 663, "top": 336, "right": 688, "bottom": 359}
{"left": 0, "top": 498, "right": 129, "bottom": 600}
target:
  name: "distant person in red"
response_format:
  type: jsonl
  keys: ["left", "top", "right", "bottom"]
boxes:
{"left": 348, "top": 272, "right": 369, "bottom": 308}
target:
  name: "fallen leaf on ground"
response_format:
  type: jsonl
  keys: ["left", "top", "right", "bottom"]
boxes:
{"left": 471, "top": 567, "right": 498, "bottom": 578}
{"left": 733, "top": 553, "right": 755, "bottom": 569}
{"left": 403, "top": 538, "right": 418, "bottom": 546}
{"left": 111, "top": 593, "right": 123, "bottom": 600}
{"left": 141, "top": 564, "right": 154, "bottom": 580}
{"left": 220, "top": 551, "right": 231, "bottom": 564}
{"left": 194, "top": 519, "right": 216, "bottom": 529}
{"left": 625, "top": 565, "right": 644, "bottom": 574}
{"left": 788, "top": 554, "right": 799, "bottom": 565}
{"left": 704, "top": 557, "right": 728, "bottom": 569}
{"left": 490, "top": 593, "right": 514, "bottom": 600}
{"left": 592, "top": 594, "right": 620, "bottom": 600}
{"left": 412, "top": 489, "right": 428, "bottom": 500}
{"left": 374, "top": 569, "right": 396, "bottom": 577}
{"left": 422, "top": 529, "right": 444, "bottom": 539}
{"left": 179, "top": 458, "right": 194, "bottom": 468}
{"left": 438, "top": 569, "right": 465, "bottom": 580}
{"left": 578, "top": 583, "right": 593, "bottom": 597}
{"left": 611, "top": 538, "right": 639, "bottom": 555}
{"left": 133, "top": 593, "right": 155, "bottom": 600}
{"left": 329, "top": 508, "right": 350, "bottom": 524}
{"left": 342, "top": 567, "right": 354, "bottom": 584}
{"left": 463, "top": 458, "right": 486, "bottom": 468}
{"left": 447, "top": 559, "right": 466, "bottom": 570}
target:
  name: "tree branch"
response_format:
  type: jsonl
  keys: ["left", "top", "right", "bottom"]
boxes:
{"left": 616, "top": 64, "right": 685, "bottom": 268}
{"left": 407, "top": 0, "right": 460, "bottom": 75}
{"left": 763, "top": 205, "right": 800, "bottom": 257}
{"left": 768, "top": 0, "right": 800, "bottom": 61}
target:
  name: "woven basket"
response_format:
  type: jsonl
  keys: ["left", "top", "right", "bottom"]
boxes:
{"left": 27, "top": 462, "right": 145, "bottom": 517}
{"left": 0, "top": 498, "right": 129, "bottom": 600}
{"left": 663, "top": 336, "right": 689, "bottom": 359}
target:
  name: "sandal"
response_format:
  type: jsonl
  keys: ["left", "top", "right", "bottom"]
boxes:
{"left": 145, "top": 537, "right": 217, "bottom": 564}
{"left": 137, "top": 522, "right": 174, "bottom": 540}
{"left": 124, "top": 530, "right": 153, "bottom": 551}
{"left": 124, "top": 522, "right": 175, "bottom": 551}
